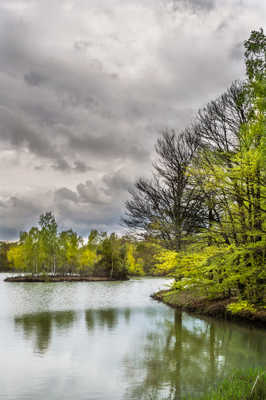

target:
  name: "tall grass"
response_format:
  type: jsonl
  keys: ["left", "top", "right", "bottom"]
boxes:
{"left": 194, "top": 368, "right": 266, "bottom": 400}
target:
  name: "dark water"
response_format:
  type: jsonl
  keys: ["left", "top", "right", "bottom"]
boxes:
{"left": 0, "top": 274, "right": 265, "bottom": 400}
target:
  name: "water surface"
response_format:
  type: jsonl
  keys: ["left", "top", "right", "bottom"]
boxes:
{"left": 0, "top": 274, "right": 265, "bottom": 400}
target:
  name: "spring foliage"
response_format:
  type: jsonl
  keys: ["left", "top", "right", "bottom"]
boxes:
{"left": 6, "top": 213, "right": 150, "bottom": 279}
{"left": 128, "top": 29, "right": 266, "bottom": 308}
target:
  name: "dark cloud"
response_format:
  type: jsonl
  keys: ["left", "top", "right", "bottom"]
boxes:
{"left": 50, "top": 160, "right": 92, "bottom": 173}
{"left": 54, "top": 188, "right": 78, "bottom": 203}
{"left": 24, "top": 71, "right": 48, "bottom": 87}
{"left": 0, "top": 107, "right": 61, "bottom": 161}
{"left": 51, "top": 159, "right": 72, "bottom": 172}
{"left": 171, "top": 0, "right": 216, "bottom": 13}
{"left": 103, "top": 170, "right": 134, "bottom": 194}
{"left": 73, "top": 161, "right": 93, "bottom": 173}
{"left": 68, "top": 134, "right": 150, "bottom": 161}
{"left": 76, "top": 180, "right": 110, "bottom": 205}
{"left": 0, "top": 0, "right": 264, "bottom": 239}
{"left": 0, "top": 195, "right": 44, "bottom": 240}
{"left": 0, "top": 227, "right": 18, "bottom": 241}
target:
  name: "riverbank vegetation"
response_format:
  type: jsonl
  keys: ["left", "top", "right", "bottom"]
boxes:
{"left": 194, "top": 368, "right": 266, "bottom": 400}
{"left": 124, "top": 30, "right": 266, "bottom": 317}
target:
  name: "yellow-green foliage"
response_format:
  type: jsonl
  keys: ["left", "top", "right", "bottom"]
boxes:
{"left": 125, "top": 243, "right": 144, "bottom": 276}
{"left": 78, "top": 248, "right": 101, "bottom": 275}
{"left": 227, "top": 301, "right": 256, "bottom": 314}
{"left": 154, "top": 245, "right": 223, "bottom": 282}
{"left": 7, "top": 244, "right": 26, "bottom": 271}
{"left": 153, "top": 249, "right": 179, "bottom": 275}
{"left": 155, "top": 241, "right": 265, "bottom": 305}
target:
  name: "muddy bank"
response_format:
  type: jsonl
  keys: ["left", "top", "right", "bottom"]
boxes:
{"left": 4, "top": 275, "right": 128, "bottom": 282}
{"left": 152, "top": 289, "right": 266, "bottom": 327}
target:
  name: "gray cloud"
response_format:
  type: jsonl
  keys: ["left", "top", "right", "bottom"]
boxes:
{"left": 76, "top": 180, "right": 111, "bottom": 205}
{"left": 230, "top": 41, "right": 244, "bottom": 61}
{"left": 171, "top": 0, "right": 216, "bottom": 13}
{"left": 0, "top": 170, "right": 134, "bottom": 239}
{"left": 103, "top": 170, "right": 134, "bottom": 194}
{"left": 0, "top": 106, "right": 61, "bottom": 161}
{"left": 54, "top": 188, "right": 78, "bottom": 203}
{"left": 0, "top": 0, "right": 265, "bottom": 239}
{"left": 24, "top": 71, "right": 48, "bottom": 87}
{"left": 0, "top": 195, "right": 45, "bottom": 240}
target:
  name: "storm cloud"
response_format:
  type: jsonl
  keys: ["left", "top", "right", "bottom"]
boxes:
{"left": 0, "top": 0, "right": 265, "bottom": 239}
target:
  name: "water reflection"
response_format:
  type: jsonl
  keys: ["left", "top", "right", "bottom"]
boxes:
{"left": 0, "top": 276, "right": 264, "bottom": 400}
{"left": 85, "top": 308, "right": 131, "bottom": 332}
{"left": 14, "top": 311, "right": 76, "bottom": 354}
{"left": 124, "top": 310, "right": 266, "bottom": 400}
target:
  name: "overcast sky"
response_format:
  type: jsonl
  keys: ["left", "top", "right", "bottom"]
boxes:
{"left": 0, "top": 0, "right": 265, "bottom": 240}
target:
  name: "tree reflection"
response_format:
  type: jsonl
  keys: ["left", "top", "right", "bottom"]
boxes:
{"left": 123, "top": 311, "right": 266, "bottom": 400}
{"left": 14, "top": 310, "right": 76, "bottom": 354}
{"left": 85, "top": 308, "right": 131, "bottom": 332}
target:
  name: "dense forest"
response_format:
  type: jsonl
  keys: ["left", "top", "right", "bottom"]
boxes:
{"left": 2, "top": 30, "right": 265, "bottom": 312}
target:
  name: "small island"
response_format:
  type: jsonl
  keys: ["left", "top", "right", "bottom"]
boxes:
{"left": 4, "top": 275, "right": 127, "bottom": 282}
{"left": 3, "top": 212, "right": 147, "bottom": 283}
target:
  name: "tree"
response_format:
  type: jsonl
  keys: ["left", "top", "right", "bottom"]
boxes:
{"left": 124, "top": 29, "right": 266, "bottom": 305}
{"left": 244, "top": 28, "right": 266, "bottom": 82}
{"left": 39, "top": 212, "right": 58, "bottom": 274}
{"left": 7, "top": 242, "right": 26, "bottom": 272}
{"left": 97, "top": 233, "right": 128, "bottom": 279}
{"left": 0, "top": 241, "right": 15, "bottom": 271}
{"left": 124, "top": 129, "right": 205, "bottom": 250}
{"left": 125, "top": 243, "right": 144, "bottom": 276}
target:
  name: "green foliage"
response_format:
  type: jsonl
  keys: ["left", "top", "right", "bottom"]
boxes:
{"left": 227, "top": 301, "right": 256, "bottom": 315}
{"left": 244, "top": 28, "right": 266, "bottom": 82}
{"left": 0, "top": 241, "right": 17, "bottom": 271}
{"left": 78, "top": 247, "right": 101, "bottom": 276}
{"left": 135, "top": 240, "right": 162, "bottom": 274}
{"left": 7, "top": 243, "right": 27, "bottom": 272}
{"left": 97, "top": 233, "right": 129, "bottom": 279}
{"left": 193, "top": 368, "right": 266, "bottom": 400}
{"left": 7, "top": 214, "right": 133, "bottom": 279}
{"left": 153, "top": 249, "right": 179, "bottom": 276}
{"left": 125, "top": 243, "right": 144, "bottom": 276}
{"left": 155, "top": 241, "right": 265, "bottom": 305}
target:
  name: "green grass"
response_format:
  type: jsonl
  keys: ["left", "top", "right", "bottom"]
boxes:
{"left": 193, "top": 368, "right": 266, "bottom": 400}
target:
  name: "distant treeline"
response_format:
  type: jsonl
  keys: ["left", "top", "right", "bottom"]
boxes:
{"left": 4, "top": 212, "right": 161, "bottom": 279}
{"left": 0, "top": 242, "right": 15, "bottom": 271}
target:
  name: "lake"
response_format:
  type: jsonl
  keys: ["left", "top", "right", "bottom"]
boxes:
{"left": 0, "top": 274, "right": 265, "bottom": 400}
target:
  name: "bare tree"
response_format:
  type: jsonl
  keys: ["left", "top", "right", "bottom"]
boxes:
{"left": 123, "top": 129, "right": 206, "bottom": 250}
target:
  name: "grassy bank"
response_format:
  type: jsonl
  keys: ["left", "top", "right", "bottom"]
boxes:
{"left": 194, "top": 368, "right": 266, "bottom": 400}
{"left": 152, "top": 289, "right": 266, "bottom": 326}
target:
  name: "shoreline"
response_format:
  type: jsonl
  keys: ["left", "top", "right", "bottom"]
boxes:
{"left": 4, "top": 275, "right": 128, "bottom": 283}
{"left": 152, "top": 289, "right": 266, "bottom": 328}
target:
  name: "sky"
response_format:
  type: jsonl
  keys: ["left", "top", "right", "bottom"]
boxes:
{"left": 0, "top": 0, "right": 265, "bottom": 240}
